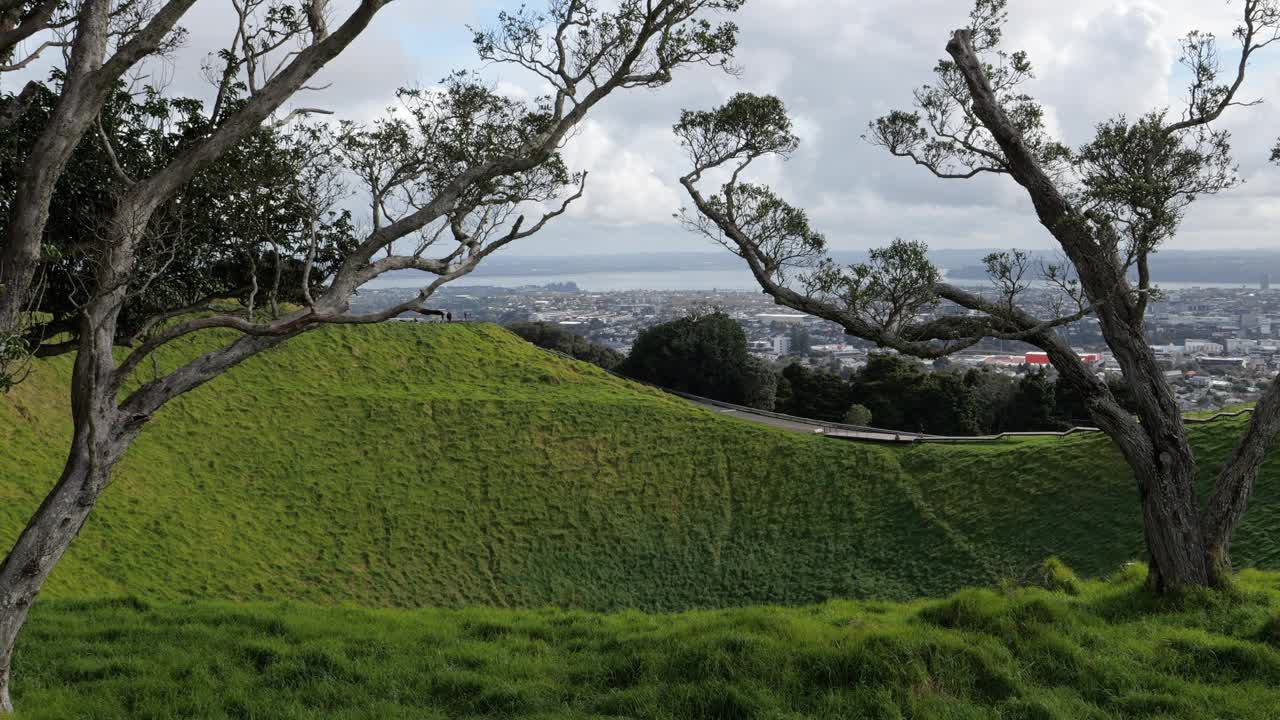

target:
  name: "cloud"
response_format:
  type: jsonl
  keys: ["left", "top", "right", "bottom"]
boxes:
{"left": 7, "top": 0, "right": 1275, "bottom": 256}
{"left": 561, "top": 121, "right": 684, "bottom": 226}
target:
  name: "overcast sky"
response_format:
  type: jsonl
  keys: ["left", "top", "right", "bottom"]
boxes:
{"left": 9, "top": 0, "right": 1280, "bottom": 256}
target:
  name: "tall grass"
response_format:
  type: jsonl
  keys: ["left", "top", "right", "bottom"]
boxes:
{"left": 12, "top": 564, "right": 1280, "bottom": 719}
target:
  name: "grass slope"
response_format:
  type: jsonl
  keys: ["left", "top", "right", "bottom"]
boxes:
{"left": 12, "top": 565, "right": 1280, "bottom": 719}
{"left": 3, "top": 323, "right": 1280, "bottom": 611}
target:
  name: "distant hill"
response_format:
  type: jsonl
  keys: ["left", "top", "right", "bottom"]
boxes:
{"left": 943, "top": 249, "right": 1280, "bottom": 284}
{"left": 4, "top": 323, "right": 1280, "bottom": 611}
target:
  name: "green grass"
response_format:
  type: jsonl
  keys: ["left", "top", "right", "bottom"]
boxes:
{"left": 4, "top": 322, "right": 1280, "bottom": 611}
{"left": 11, "top": 564, "right": 1280, "bottom": 719}
{"left": 8, "top": 323, "right": 1280, "bottom": 717}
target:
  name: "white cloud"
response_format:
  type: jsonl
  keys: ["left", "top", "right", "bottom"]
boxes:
{"left": 560, "top": 121, "right": 683, "bottom": 227}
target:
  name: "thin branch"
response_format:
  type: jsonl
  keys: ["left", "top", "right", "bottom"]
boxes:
{"left": 95, "top": 115, "right": 136, "bottom": 185}
{"left": 0, "top": 39, "right": 70, "bottom": 71}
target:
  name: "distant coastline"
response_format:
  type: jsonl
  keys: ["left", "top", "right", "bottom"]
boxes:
{"left": 362, "top": 249, "right": 1280, "bottom": 292}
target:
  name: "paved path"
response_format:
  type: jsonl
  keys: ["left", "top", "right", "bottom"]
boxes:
{"left": 669, "top": 391, "right": 924, "bottom": 443}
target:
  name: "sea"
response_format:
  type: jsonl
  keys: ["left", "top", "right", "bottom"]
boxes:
{"left": 360, "top": 268, "right": 1265, "bottom": 293}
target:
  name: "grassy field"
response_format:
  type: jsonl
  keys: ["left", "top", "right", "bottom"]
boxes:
{"left": 11, "top": 564, "right": 1280, "bottom": 719}
{"left": 4, "top": 322, "right": 1280, "bottom": 611}
{"left": 7, "top": 323, "right": 1280, "bottom": 718}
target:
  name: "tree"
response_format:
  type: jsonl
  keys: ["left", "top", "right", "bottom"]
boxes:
{"left": 621, "top": 311, "right": 768, "bottom": 406}
{"left": 0, "top": 0, "right": 289, "bottom": 378}
{"left": 0, "top": 81, "right": 355, "bottom": 389}
{"left": 675, "top": 0, "right": 1280, "bottom": 593}
{"left": 775, "top": 362, "right": 850, "bottom": 421}
{"left": 1002, "top": 371, "right": 1062, "bottom": 433}
{"left": 914, "top": 371, "right": 981, "bottom": 436}
{"left": 965, "top": 367, "right": 1017, "bottom": 433}
{"left": 0, "top": 1, "right": 744, "bottom": 710}
{"left": 844, "top": 403, "right": 872, "bottom": 426}
{"left": 741, "top": 354, "right": 777, "bottom": 411}
{"left": 1054, "top": 373, "right": 1139, "bottom": 425}
{"left": 847, "top": 354, "right": 980, "bottom": 434}
{"left": 506, "top": 321, "right": 623, "bottom": 370}
{"left": 787, "top": 323, "right": 812, "bottom": 355}
{"left": 849, "top": 353, "right": 919, "bottom": 430}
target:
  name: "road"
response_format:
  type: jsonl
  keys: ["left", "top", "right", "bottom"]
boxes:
{"left": 670, "top": 391, "right": 924, "bottom": 443}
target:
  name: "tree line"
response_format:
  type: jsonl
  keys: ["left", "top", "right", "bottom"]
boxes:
{"left": 523, "top": 311, "right": 1137, "bottom": 435}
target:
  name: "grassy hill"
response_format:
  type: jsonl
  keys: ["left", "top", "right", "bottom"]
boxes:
{"left": 13, "top": 566, "right": 1280, "bottom": 719}
{"left": 3, "top": 322, "right": 1280, "bottom": 611}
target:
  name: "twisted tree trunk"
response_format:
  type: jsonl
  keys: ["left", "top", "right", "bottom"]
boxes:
{"left": 1093, "top": 310, "right": 1214, "bottom": 590}
{"left": 0, "top": 378, "right": 134, "bottom": 712}
{"left": 1138, "top": 447, "right": 1214, "bottom": 591}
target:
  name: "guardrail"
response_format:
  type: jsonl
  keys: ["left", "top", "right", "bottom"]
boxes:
{"left": 1184, "top": 408, "right": 1256, "bottom": 424}
{"left": 533, "top": 345, "right": 1258, "bottom": 445}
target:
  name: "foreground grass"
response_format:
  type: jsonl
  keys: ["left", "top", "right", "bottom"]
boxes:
{"left": 12, "top": 565, "right": 1280, "bottom": 719}
{"left": 4, "top": 323, "right": 1280, "bottom": 610}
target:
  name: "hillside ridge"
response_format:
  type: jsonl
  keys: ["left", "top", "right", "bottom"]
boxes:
{"left": 3, "top": 323, "right": 1279, "bottom": 610}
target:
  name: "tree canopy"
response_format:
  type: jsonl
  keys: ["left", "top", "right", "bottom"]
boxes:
{"left": 621, "top": 311, "right": 774, "bottom": 409}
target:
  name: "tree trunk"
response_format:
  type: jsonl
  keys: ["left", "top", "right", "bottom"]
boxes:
{"left": 1124, "top": 408, "right": 1215, "bottom": 591}
{"left": 0, "top": 375, "right": 130, "bottom": 713}
{"left": 1139, "top": 466, "right": 1213, "bottom": 592}
{"left": 0, "top": 0, "right": 114, "bottom": 346}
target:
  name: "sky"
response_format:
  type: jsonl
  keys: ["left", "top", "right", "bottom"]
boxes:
{"left": 8, "top": 0, "right": 1280, "bottom": 257}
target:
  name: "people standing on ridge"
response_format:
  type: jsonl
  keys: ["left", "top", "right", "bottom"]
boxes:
{"left": 446, "top": 312, "right": 452, "bottom": 323}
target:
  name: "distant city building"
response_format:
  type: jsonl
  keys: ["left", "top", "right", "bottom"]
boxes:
{"left": 1150, "top": 344, "right": 1185, "bottom": 360}
{"left": 1184, "top": 339, "right": 1224, "bottom": 355}
{"left": 1025, "top": 351, "right": 1102, "bottom": 366}
{"left": 755, "top": 313, "right": 807, "bottom": 323}
{"left": 1239, "top": 313, "right": 1273, "bottom": 336}
{"left": 1227, "top": 338, "right": 1260, "bottom": 353}
{"left": 771, "top": 335, "right": 793, "bottom": 355}
{"left": 1262, "top": 272, "right": 1271, "bottom": 291}
{"left": 1199, "top": 356, "right": 1247, "bottom": 369}
{"left": 811, "top": 344, "right": 862, "bottom": 356}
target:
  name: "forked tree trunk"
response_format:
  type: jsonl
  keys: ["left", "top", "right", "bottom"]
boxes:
{"left": 1108, "top": 383, "right": 1217, "bottom": 592}
{"left": 1137, "top": 451, "right": 1214, "bottom": 593}
{"left": 0, "top": 387, "right": 132, "bottom": 713}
